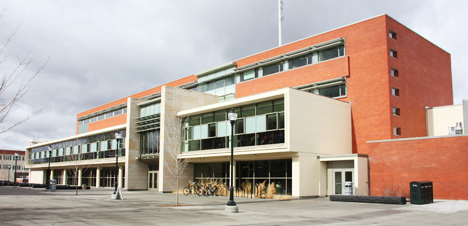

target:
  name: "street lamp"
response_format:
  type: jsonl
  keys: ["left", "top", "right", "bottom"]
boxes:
{"left": 14, "top": 152, "right": 18, "bottom": 186}
{"left": 113, "top": 132, "right": 122, "bottom": 196}
{"left": 47, "top": 146, "right": 52, "bottom": 188}
{"left": 226, "top": 108, "right": 238, "bottom": 213}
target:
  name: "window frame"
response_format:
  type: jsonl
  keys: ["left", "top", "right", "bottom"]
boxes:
{"left": 390, "top": 49, "right": 398, "bottom": 59}
{"left": 392, "top": 107, "right": 400, "bottom": 116}
{"left": 389, "top": 30, "right": 397, "bottom": 40}
{"left": 392, "top": 87, "right": 400, "bottom": 97}
{"left": 391, "top": 68, "right": 399, "bottom": 77}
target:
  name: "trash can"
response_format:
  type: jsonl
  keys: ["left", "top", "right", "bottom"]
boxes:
{"left": 82, "top": 184, "right": 86, "bottom": 190}
{"left": 344, "top": 181, "right": 353, "bottom": 195}
{"left": 410, "top": 181, "right": 433, "bottom": 204}
{"left": 49, "top": 179, "right": 57, "bottom": 192}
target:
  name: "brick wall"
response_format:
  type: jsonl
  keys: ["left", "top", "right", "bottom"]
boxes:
{"left": 368, "top": 136, "right": 468, "bottom": 200}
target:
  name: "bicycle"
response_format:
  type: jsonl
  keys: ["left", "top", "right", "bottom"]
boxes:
{"left": 183, "top": 182, "right": 196, "bottom": 196}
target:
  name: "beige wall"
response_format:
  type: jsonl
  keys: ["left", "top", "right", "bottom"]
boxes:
{"left": 159, "top": 85, "right": 219, "bottom": 192}
{"left": 427, "top": 105, "right": 463, "bottom": 136}
{"left": 29, "top": 170, "right": 44, "bottom": 184}
{"left": 287, "top": 89, "right": 352, "bottom": 155}
{"left": 125, "top": 97, "right": 149, "bottom": 190}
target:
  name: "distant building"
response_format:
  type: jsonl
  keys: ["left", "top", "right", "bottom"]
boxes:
{"left": 25, "top": 14, "right": 466, "bottom": 199}
{"left": 0, "top": 150, "right": 27, "bottom": 182}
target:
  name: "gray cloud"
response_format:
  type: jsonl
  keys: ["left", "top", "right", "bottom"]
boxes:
{"left": 0, "top": 0, "right": 467, "bottom": 150}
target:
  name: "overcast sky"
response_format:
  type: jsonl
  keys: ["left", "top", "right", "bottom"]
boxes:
{"left": 0, "top": 0, "right": 467, "bottom": 151}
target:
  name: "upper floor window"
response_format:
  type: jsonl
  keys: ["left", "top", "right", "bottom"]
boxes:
{"left": 391, "top": 68, "right": 398, "bottom": 77}
{"left": 389, "top": 30, "right": 397, "bottom": 40}
{"left": 392, "top": 107, "right": 400, "bottom": 116}
{"left": 392, "top": 88, "right": 400, "bottom": 97}
{"left": 140, "top": 102, "right": 161, "bottom": 117}
{"left": 390, "top": 49, "right": 398, "bottom": 58}
{"left": 262, "top": 62, "right": 284, "bottom": 77}
{"left": 393, "top": 127, "right": 401, "bottom": 136}
{"left": 321, "top": 45, "right": 345, "bottom": 61}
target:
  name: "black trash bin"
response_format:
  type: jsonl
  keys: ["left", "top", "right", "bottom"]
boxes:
{"left": 410, "top": 181, "right": 433, "bottom": 204}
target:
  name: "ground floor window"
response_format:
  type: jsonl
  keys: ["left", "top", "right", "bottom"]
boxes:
{"left": 53, "top": 169, "right": 63, "bottom": 184}
{"left": 194, "top": 159, "right": 292, "bottom": 196}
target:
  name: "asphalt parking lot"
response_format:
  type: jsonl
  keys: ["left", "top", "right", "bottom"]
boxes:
{"left": 1, "top": 186, "right": 468, "bottom": 226}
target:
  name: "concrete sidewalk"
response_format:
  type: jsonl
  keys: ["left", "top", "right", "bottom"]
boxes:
{"left": 1, "top": 186, "right": 467, "bottom": 225}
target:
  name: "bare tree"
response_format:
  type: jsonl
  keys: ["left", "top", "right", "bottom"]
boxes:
{"left": 164, "top": 116, "right": 190, "bottom": 206}
{"left": 65, "top": 151, "right": 89, "bottom": 195}
{"left": 0, "top": 6, "right": 48, "bottom": 135}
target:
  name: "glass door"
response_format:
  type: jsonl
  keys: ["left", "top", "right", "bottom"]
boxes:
{"left": 333, "top": 169, "right": 353, "bottom": 195}
{"left": 148, "top": 171, "right": 158, "bottom": 190}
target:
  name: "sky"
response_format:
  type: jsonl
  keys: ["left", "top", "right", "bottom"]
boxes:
{"left": 0, "top": 0, "right": 467, "bottom": 151}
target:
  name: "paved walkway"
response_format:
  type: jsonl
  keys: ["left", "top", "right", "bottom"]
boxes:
{"left": 1, "top": 186, "right": 468, "bottom": 225}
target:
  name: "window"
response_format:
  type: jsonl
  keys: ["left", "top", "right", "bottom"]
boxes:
{"left": 390, "top": 49, "right": 397, "bottom": 58}
{"left": 389, "top": 30, "right": 397, "bottom": 40}
{"left": 391, "top": 68, "right": 398, "bottom": 77}
{"left": 393, "top": 127, "right": 401, "bottom": 136}
{"left": 318, "top": 84, "right": 347, "bottom": 98}
{"left": 240, "top": 69, "right": 257, "bottom": 82}
{"left": 392, "top": 107, "right": 400, "bottom": 116}
{"left": 289, "top": 56, "right": 308, "bottom": 69}
{"left": 392, "top": 88, "right": 400, "bottom": 97}
{"left": 262, "top": 63, "right": 283, "bottom": 77}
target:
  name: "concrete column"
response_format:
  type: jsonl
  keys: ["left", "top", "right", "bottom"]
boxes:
{"left": 50, "top": 170, "right": 54, "bottom": 181}
{"left": 96, "top": 168, "right": 101, "bottom": 188}
{"left": 63, "top": 169, "right": 67, "bottom": 185}
{"left": 119, "top": 166, "right": 123, "bottom": 189}
{"left": 78, "top": 169, "right": 82, "bottom": 186}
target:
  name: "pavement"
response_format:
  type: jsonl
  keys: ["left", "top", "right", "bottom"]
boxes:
{"left": 1, "top": 186, "right": 468, "bottom": 226}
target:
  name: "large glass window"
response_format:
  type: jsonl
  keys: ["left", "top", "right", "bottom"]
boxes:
{"left": 183, "top": 98, "right": 285, "bottom": 151}
{"left": 289, "top": 56, "right": 308, "bottom": 69}
{"left": 262, "top": 62, "right": 283, "bottom": 76}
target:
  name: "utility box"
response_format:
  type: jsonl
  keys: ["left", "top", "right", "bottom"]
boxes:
{"left": 344, "top": 181, "right": 353, "bottom": 195}
{"left": 49, "top": 179, "right": 57, "bottom": 192}
{"left": 410, "top": 181, "right": 433, "bottom": 204}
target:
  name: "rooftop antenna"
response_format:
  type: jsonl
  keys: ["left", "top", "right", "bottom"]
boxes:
{"left": 278, "top": 0, "right": 284, "bottom": 46}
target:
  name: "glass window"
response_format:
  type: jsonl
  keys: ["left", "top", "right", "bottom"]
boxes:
{"left": 321, "top": 47, "right": 339, "bottom": 61}
{"left": 279, "top": 112, "right": 285, "bottom": 129}
{"left": 257, "top": 101, "right": 273, "bottom": 115}
{"left": 393, "top": 107, "right": 400, "bottom": 116}
{"left": 273, "top": 99, "right": 284, "bottom": 112}
{"left": 199, "top": 83, "right": 206, "bottom": 92}
{"left": 289, "top": 56, "right": 308, "bottom": 69}
{"left": 114, "top": 109, "right": 122, "bottom": 116}
{"left": 319, "top": 85, "right": 341, "bottom": 98}
{"left": 389, "top": 31, "right": 397, "bottom": 39}
{"left": 201, "top": 124, "right": 208, "bottom": 139}
{"left": 98, "top": 114, "right": 105, "bottom": 120}
{"left": 245, "top": 117, "right": 256, "bottom": 134}
{"left": 339, "top": 45, "right": 345, "bottom": 56}
{"left": 391, "top": 69, "right": 398, "bottom": 77}
{"left": 217, "top": 121, "right": 227, "bottom": 137}
{"left": 106, "top": 112, "right": 113, "bottom": 119}
{"left": 193, "top": 125, "right": 201, "bottom": 140}
{"left": 190, "top": 140, "right": 200, "bottom": 151}
{"left": 236, "top": 119, "right": 244, "bottom": 134}
{"left": 215, "top": 79, "right": 224, "bottom": 89}
{"left": 225, "top": 75, "right": 235, "bottom": 86}
{"left": 266, "top": 114, "right": 277, "bottom": 130}
{"left": 393, "top": 127, "right": 401, "bottom": 136}
{"left": 263, "top": 64, "right": 279, "bottom": 76}
{"left": 206, "top": 81, "right": 215, "bottom": 91}
{"left": 392, "top": 88, "right": 400, "bottom": 96}
{"left": 202, "top": 113, "right": 213, "bottom": 124}
{"left": 190, "top": 115, "right": 200, "bottom": 126}
{"left": 214, "top": 110, "right": 226, "bottom": 122}
{"left": 208, "top": 123, "right": 216, "bottom": 137}
{"left": 390, "top": 50, "right": 397, "bottom": 58}
{"left": 256, "top": 115, "right": 266, "bottom": 132}
{"left": 242, "top": 104, "right": 256, "bottom": 117}
{"left": 241, "top": 69, "right": 255, "bottom": 81}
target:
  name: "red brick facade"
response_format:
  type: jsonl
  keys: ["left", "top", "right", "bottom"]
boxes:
{"left": 368, "top": 136, "right": 468, "bottom": 200}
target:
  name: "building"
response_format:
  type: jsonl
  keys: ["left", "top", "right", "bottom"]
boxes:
{"left": 0, "top": 150, "right": 28, "bottom": 182}
{"left": 26, "top": 14, "right": 460, "bottom": 199}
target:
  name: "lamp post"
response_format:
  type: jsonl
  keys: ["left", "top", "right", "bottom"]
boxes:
{"left": 7, "top": 165, "right": 11, "bottom": 183}
{"left": 47, "top": 146, "right": 52, "bottom": 188}
{"left": 14, "top": 152, "right": 18, "bottom": 185}
{"left": 113, "top": 132, "right": 122, "bottom": 196}
{"left": 226, "top": 108, "right": 238, "bottom": 213}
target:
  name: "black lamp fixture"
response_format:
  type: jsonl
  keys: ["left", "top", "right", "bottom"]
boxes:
{"left": 226, "top": 108, "right": 238, "bottom": 212}
{"left": 113, "top": 132, "right": 122, "bottom": 195}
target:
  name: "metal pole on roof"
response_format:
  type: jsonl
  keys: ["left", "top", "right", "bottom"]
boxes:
{"left": 278, "top": 0, "right": 283, "bottom": 46}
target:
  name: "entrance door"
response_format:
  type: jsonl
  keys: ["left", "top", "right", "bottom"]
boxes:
{"left": 333, "top": 169, "right": 353, "bottom": 195}
{"left": 148, "top": 171, "right": 158, "bottom": 190}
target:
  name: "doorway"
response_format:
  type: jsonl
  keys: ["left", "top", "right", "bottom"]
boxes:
{"left": 333, "top": 169, "right": 353, "bottom": 195}
{"left": 148, "top": 171, "right": 158, "bottom": 190}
